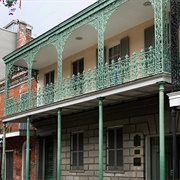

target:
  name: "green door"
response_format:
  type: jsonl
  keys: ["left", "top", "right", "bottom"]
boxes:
{"left": 45, "top": 137, "right": 54, "bottom": 180}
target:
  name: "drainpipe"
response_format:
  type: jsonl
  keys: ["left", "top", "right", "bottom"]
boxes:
{"left": 171, "top": 107, "right": 177, "bottom": 180}
{"left": 57, "top": 108, "right": 62, "bottom": 180}
{"left": 98, "top": 97, "right": 104, "bottom": 180}
{"left": 1, "top": 123, "right": 6, "bottom": 180}
{"left": 158, "top": 81, "right": 165, "bottom": 180}
{"left": 26, "top": 116, "right": 30, "bottom": 180}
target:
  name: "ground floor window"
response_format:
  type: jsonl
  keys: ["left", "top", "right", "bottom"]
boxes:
{"left": 107, "top": 127, "right": 123, "bottom": 171}
{"left": 71, "top": 132, "right": 84, "bottom": 170}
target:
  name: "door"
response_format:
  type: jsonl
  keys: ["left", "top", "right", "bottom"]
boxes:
{"left": 151, "top": 136, "right": 180, "bottom": 180}
{"left": 6, "top": 152, "right": 13, "bottom": 180}
{"left": 45, "top": 137, "right": 54, "bottom": 180}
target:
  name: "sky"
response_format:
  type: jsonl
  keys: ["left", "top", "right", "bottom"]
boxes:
{"left": 0, "top": 0, "right": 97, "bottom": 37}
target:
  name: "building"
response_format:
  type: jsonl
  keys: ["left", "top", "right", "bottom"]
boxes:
{"left": 0, "top": 20, "right": 36, "bottom": 179}
{"left": 1, "top": 0, "right": 179, "bottom": 180}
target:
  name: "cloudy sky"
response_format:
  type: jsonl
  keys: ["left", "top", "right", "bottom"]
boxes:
{"left": 0, "top": 0, "right": 97, "bottom": 37}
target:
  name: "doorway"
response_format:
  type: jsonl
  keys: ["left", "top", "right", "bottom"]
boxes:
{"left": 6, "top": 151, "right": 13, "bottom": 180}
{"left": 150, "top": 136, "right": 180, "bottom": 180}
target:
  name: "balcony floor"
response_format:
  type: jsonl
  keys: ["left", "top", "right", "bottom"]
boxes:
{"left": 3, "top": 72, "right": 171, "bottom": 123}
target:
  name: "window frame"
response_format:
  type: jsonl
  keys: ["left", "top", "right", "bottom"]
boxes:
{"left": 71, "top": 131, "right": 84, "bottom": 170}
{"left": 107, "top": 126, "right": 123, "bottom": 171}
{"left": 72, "top": 58, "right": 84, "bottom": 76}
{"left": 44, "top": 70, "right": 55, "bottom": 86}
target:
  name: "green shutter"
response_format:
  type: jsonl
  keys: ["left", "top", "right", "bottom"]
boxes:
{"left": 120, "top": 36, "right": 129, "bottom": 59}
{"left": 144, "top": 25, "right": 154, "bottom": 50}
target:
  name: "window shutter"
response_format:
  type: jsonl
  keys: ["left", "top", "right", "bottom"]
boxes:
{"left": 72, "top": 61, "right": 78, "bottom": 75}
{"left": 73, "top": 134, "right": 77, "bottom": 151}
{"left": 108, "top": 129, "right": 115, "bottom": 149}
{"left": 79, "top": 152, "right": 83, "bottom": 166}
{"left": 144, "top": 25, "right": 154, "bottom": 50}
{"left": 45, "top": 73, "right": 49, "bottom": 85}
{"left": 116, "top": 128, "right": 123, "bottom": 148}
{"left": 96, "top": 47, "right": 106, "bottom": 67}
{"left": 120, "top": 36, "right": 129, "bottom": 59}
{"left": 79, "top": 58, "right": 84, "bottom": 74}
{"left": 117, "top": 150, "right": 123, "bottom": 167}
{"left": 108, "top": 150, "right": 115, "bottom": 167}
{"left": 79, "top": 133, "right": 83, "bottom": 151}
{"left": 50, "top": 71, "right": 54, "bottom": 84}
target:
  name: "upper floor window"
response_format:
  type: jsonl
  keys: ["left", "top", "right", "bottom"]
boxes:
{"left": 107, "top": 127, "right": 123, "bottom": 171}
{"left": 72, "top": 58, "right": 84, "bottom": 76}
{"left": 109, "top": 36, "right": 129, "bottom": 62}
{"left": 144, "top": 25, "right": 154, "bottom": 51}
{"left": 45, "top": 70, "right": 54, "bottom": 85}
{"left": 71, "top": 132, "right": 84, "bottom": 170}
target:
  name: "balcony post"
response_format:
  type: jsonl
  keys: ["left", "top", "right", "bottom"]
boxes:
{"left": 158, "top": 81, "right": 165, "bottom": 180}
{"left": 97, "top": 12, "right": 105, "bottom": 89}
{"left": 26, "top": 116, "right": 31, "bottom": 180}
{"left": 57, "top": 108, "right": 62, "bottom": 180}
{"left": 4, "top": 65, "right": 9, "bottom": 116}
{"left": 150, "top": 0, "right": 169, "bottom": 72}
{"left": 1, "top": 123, "right": 6, "bottom": 180}
{"left": 98, "top": 97, "right": 104, "bottom": 180}
{"left": 27, "top": 56, "right": 33, "bottom": 109}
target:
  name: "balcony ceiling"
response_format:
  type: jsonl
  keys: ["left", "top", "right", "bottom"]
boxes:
{"left": 15, "top": 0, "right": 155, "bottom": 70}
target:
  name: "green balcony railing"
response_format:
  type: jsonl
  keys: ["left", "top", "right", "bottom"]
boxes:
{"left": 5, "top": 47, "right": 170, "bottom": 116}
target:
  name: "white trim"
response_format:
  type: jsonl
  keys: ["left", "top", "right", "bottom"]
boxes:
{"left": 3, "top": 73, "right": 171, "bottom": 122}
{"left": 167, "top": 91, "right": 180, "bottom": 107}
{"left": 0, "top": 130, "right": 36, "bottom": 138}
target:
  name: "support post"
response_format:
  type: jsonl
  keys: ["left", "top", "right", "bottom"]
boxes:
{"left": 98, "top": 97, "right": 104, "bottom": 180}
{"left": 158, "top": 81, "right": 165, "bottom": 180}
{"left": 171, "top": 107, "right": 177, "bottom": 180}
{"left": 1, "top": 123, "right": 6, "bottom": 180}
{"left": 57, "top": 108, "right": 62, "bottom": 180}
{"left": 26, "top": 116, "right": 30, "bottom": 180}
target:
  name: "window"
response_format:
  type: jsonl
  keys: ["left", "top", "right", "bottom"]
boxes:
{"left": 45, "top": 70, "right": 54, "bottom": 85}
{"left": 144, "top": 25, "right": 154, "bottom": 51}
{"left": 71, "top": 132, "right": 84, "bottom": 170}
{"left": 109, "top": 36, "right": 129, "bottom": 62}
{"left": 107, "top": 127, "right": 123, "bottom": 171}
{"left": 72, "top": 58, "right": 84, "bottom": 75}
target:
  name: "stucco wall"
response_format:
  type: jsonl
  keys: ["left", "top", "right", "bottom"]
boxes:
{"left": 0, "top": 28, "right": 16, "bottom": 80}
{"left": 38, "top": 19, "right": 154, "bottom": 88}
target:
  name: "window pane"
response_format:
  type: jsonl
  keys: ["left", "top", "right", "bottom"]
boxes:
{"left": 108, "top": 129, "right": 114, "bottom": 149}
{"left": 108, "top": 150, "right": 115, "bottom": 166}
{"left": 79, "top": 152, "right": 83, "bottom": 167}
{"left": 117, "top": 150, "right": 123, "bottom": 167}
{"left": 79, "top": 133, "right": 83, "bottom": 151}
{"left": 72, "top": 152, "right": 77, "bottom": 166}
{"left": 117, "top": 128, "right": 123, "bottom": 149}
{"left": 45, "top": 73, "right": 49, "bottom": 85}
{"left": 73, "top": 61, "right": 78, "bottom": 75}
{"left": 73, "top": 134, "right": 77, "bottom": 151}
{"left": 79, "top": 59, "right": 84, "bottom": 74}
{"left": 50, "top": 71, "right": 54, "bottom": 84}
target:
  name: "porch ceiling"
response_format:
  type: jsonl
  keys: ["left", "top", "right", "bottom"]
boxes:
{"left": 14, "top": 0, "right": 155, "bottom": 70}
{"left": 3, "top": 73, "right": 172, "bottom": 123}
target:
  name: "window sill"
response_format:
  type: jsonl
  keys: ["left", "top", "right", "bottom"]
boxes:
{"left": 69, "top": 170, "right": 85, "bottom": 173}
{"left": 105, "top": 170, "right": 125, "bottom": 174}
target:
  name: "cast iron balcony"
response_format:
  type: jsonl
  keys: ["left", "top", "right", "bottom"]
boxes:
{"left": 5, "top": 47, "right": 170, "bottom": 116}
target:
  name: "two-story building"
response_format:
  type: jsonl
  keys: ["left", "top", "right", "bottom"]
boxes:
{"left": 2, "top": 0, "right": 179, "bottom": 180}
{"left": 0, "top": 20, "right": 37, "bottom": 179}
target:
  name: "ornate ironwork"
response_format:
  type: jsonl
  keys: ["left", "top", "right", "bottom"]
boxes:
{"left": 170, "top": 0, "right": 180, "bottom": 91}
{"left": 4, "top": 48, "right": 171, "bottom": 115}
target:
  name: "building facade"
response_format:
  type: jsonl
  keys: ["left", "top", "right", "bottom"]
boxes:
{"left": 0, "top": 20, "right": 36, "bottom": 179}
{"left": 2, "top": 0, "right": 179, "bottom": 180}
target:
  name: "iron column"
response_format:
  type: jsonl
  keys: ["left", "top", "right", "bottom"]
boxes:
{"left": 159, "top": 81, "right": 165, "bottom": 180}
{"left": 98, "top": 97, "right": 104, "bottom": 180}
{"left": 26, "top": 116, "right": 30, "bottom": 180}
{"left": 57, "top": 108, "right": 62, "bottom": 180}
{"left": 1, "top": 123, "right": 6, "bottom": 180}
